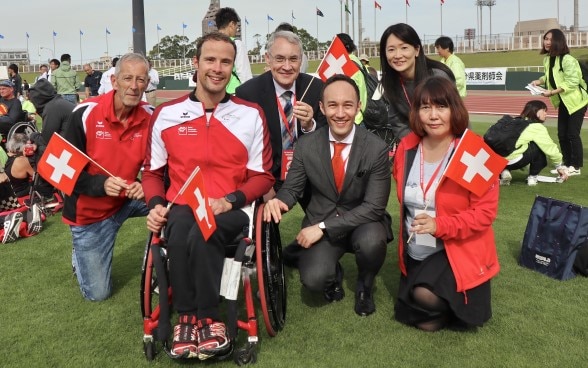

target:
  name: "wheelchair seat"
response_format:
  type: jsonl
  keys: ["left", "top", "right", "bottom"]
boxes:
{"left": 140, "top": 201, "right": 286, "bottom": 365}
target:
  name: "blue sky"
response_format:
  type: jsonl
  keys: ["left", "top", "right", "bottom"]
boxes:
{"left": 3, "top": 0, "right": 585, "bottom": 64}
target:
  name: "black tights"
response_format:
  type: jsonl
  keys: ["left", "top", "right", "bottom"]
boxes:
{"left": 412, "top": 285, "right": 449, "bottom": 332}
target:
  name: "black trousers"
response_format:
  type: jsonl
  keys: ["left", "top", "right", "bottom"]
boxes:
{"left": 506, "top": 141, "right": 547, "bottom": 176}
{"left": 166, "top": 204, "right": 248, "bottom": 321}
{"left": 557, "top": 101, "right": 586, "bottom": 168}
{"left": 289, "top": 221, "right": 388, "bottom": 293}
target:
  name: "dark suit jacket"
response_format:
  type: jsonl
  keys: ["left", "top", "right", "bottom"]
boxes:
{"left": 276, "top": 126, "right": 393, "bottom": 241}
{"left": 235, "top": 71, "right": 327, "bottom": 182}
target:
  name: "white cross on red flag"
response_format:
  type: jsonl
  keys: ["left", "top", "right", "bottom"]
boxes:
{"left": 37, "top": 133, "right": 90, "bottom": 195}
{"left": 443, "top": 129, "right": 508, "bottom": 197}
{"left": 316, "top": 36, "right": 360, "bottom": 82}
{"left": 181, "top": 166, "right": 217, "bottom": 241}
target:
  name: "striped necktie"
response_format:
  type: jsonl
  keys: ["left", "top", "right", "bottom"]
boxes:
{"left": 281, "top": 91, "right": 294, "bottom": 150}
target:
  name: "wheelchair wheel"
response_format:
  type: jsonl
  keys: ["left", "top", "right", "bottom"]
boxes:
{"left": 143, "top": 340, "right": 156, "bottom": 361}
{"left": 255, "top": 203, "right": 287, "bottom": 336}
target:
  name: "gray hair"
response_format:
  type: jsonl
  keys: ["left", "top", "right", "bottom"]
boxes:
{"left": 266, "top": 31, "right": 302, "bottom": 57}
{"left": 6, "top": 133, "right": 28, "bottom": 153}
{"left": 114, "top": 53, "right": 150, "bottom": 77}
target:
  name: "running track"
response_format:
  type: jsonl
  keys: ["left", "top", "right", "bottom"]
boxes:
{"left": 155, "top": 90, "right": 588, "bottom": 119}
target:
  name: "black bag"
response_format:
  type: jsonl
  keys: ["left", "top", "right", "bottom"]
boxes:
{"left": 483, "top": 115, "right": 530, "bottom": 156}
{"left": 573, "top": 240, "right": 588, "bottom": 276}
{"left": 519, "top": 196, "right": 588, "bottom": 280}
{"left": 352, "top": 61, "right": 389, "bottom": 131}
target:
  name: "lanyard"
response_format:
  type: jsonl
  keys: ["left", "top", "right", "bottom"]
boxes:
{"left": 419, "top": 140, "right": 454, "bottom": 207}
{"left": 400, "top": 77, "right": 412, "bottom": 108}
{"left": 276, "top": 93, "right": 296, "bottom": 143}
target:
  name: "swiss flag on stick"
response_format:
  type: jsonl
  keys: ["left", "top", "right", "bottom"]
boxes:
{"left": 181, "top": 166, "right": 217, "bottom": 241}
{"left": 443, "top": 129, "right": 508, "bottom": 197}
{"left": 316, "top": 36, "right": 360, "bottom": 81}
{"left": 37, "top": 133, "right": 90, "bottom": 195}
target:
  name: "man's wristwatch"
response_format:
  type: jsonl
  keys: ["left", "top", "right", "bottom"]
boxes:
{"left": 318, "top": 222, "right": 326, "bottom": 232}
{"left": 224, "top": 193, "right": 237, "bottom": 205}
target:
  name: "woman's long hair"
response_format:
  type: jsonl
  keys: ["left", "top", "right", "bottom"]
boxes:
{"left": 540, "top": 28, "right": 570, "bottom": 57}
{"left": 520, "top": 100, "right": 548, "bottom": 122}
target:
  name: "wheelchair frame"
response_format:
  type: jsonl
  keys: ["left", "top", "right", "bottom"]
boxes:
{"left": 140, "top": 202, "right": 286, "bottom": 365}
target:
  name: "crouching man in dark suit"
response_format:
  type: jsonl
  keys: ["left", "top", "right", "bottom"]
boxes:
{"left": 263, "top": 75, "right": 393, "bottom": 316}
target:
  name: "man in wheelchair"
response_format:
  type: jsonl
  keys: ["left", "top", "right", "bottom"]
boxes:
{"left": 142, "top": 32, "right": 274, "bottom": 360}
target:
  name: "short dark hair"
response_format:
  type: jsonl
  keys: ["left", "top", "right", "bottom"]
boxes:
{"left": 320, "top": 74, "right": 360, "bottom": 103}
{"left": 275, "top": 22, "right": 294, "bottom": 32}
{"left": 336, "top": 33, "right": 356, "bottom": 53}
{"left": 60, "top": 54, "right": 71, "bottom": 62}
{"left": 8, "top": 64, "right": 18, "bottom": 73}
{"left": 215, "top": 7, "right": 240, "bottom": 30}
{"left": 112, "top": 57, "right": 120, "bottom": 67}
{"left": 50, "top": 59, "right": 60, "bottom": 67}
{"left": 540, "top": 28, "right": 570, "bottom": 56}
{"left": 409, "top": 76, "right": 469, "bottom": 137}
{"left": 195, "top": 32, "right": 236, "bottom": 61}
{"left": 434, "top": 36, "right": 454, "bottom": 53}
{"left": 520, "top": 100, "right": 548, "bottom": 122}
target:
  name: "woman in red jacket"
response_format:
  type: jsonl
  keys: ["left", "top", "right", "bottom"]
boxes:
{"left": 392, "top": 76, "right": 500, "bottom": 332}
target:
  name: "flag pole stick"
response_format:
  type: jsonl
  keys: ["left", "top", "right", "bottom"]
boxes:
{"left": 299, "top": 77, "right": 316, "bottom": 102}
{"left": 406, "top": 201, "right": 430, "bottom": 244}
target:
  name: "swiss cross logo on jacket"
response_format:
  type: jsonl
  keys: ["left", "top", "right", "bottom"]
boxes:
{"left": 316, "top": 36, "right": 360, "bottom": 81}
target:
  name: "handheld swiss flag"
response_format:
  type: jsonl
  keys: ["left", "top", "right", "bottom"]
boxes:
{"left": 181, "top": 166, "right": 217, "bottom": 241}
{"left": 316, "top": 36, "right": 360, "bottom": 82}
{"left": 443, "top": 129, "right": 508, "bottom": 197}
{"left": 37, "top": 133, "right": 90, "bottom": 195}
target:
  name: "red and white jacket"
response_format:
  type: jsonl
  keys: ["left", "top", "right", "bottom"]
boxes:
{"left": 62, "top": 91, "right": 153, "bottom": 225}
{"left": 142, "top": 91, "right": 274, "bottom": 209}
{"left": 393, "top": 132, "right": 500, "bottom": 293}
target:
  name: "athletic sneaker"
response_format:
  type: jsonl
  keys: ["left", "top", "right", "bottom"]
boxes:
{"left": 567, "top": 166, "right": 581, "bottom": 176}
{"left": 196, "top": 318, "right": 231, "bottom": 360}
{"left": 2, "top": 212, "right": 23, "bottom": 244}
{"left": 26, "top": 204, "right": 43, "bottom": 235}
{"left": 499, "top": 169, "right": 512, "bottom": 186}
{"left": 527, "top": 175, "right": 538, "bottom": 186}
{"left": 171, "top": 315, "right": 198, "bottom": 358}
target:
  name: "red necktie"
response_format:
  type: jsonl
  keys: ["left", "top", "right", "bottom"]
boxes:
{"left": 332, "top": 142, "right": 346, "bottom": 192}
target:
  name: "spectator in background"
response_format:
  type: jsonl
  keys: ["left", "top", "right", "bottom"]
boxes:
{"left": 98, "top": 57, "right": 119, "bottom": 95}
{"left": 47, "top": 59, "right": 60, "bottom": 84}
{"left": 0, "top": 80, "right": 24, "bottom": 137}
{"left": 359, "top": 54, "right": 378, "bottom": 79}
{"left": 28, "top": 78, "right": 75, "bottom": 143}
{"left": 7, "top": 64, "right": 23, "bottom": 99}
{"left": 36, "top": 65, "right": 49, "bottom": 82}
{"left": 499, "top": 100, "right": 568, "bottom": 186}
{"left": 52, "top": 54, "right": 79, "bottom": 104}
{"left": 83, "top": 64, "right": 103, "bottom": 99}
{"left": 435, "top": 36, "right": 467, "bottom": 98}
{"left": 215, "top": 7, "right": 253, "bottom": 94}
{"left": 530, "top": 28, "right": 588, "bottom": 176}
{"left": 145, "top": 60, "right": 159, "bottom": 106}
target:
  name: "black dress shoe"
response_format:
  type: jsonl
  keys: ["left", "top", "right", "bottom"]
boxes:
{"left": 354, "top": 289, "right": 375, "bottom": 316}
{"left": 324, "top": 262, "right": 345, "bottom": 302}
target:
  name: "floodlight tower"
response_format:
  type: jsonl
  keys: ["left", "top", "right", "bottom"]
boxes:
{"left": 475, "top": 0, "right": 496, "bottom": 50}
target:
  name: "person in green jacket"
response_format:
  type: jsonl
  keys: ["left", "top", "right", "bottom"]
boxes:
{"left": 51, "top": 54, "right": 79, "bottom": 105}
{"left": 435, "top": 36, "right": 467, "bottom": 98}
{"left": 530, "top": 29, "right": 588, "bottom": 176}
{"left": 500, "top": 100, "right": 569, "bottom": 186}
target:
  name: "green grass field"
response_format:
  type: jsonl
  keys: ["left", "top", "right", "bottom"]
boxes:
{"left": 0, "top": 121, "right": 587, "bottom": 367}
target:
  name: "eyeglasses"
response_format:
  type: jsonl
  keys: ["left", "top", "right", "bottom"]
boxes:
{"left": 269, "top": 54, "right": 301, "bottom": 65}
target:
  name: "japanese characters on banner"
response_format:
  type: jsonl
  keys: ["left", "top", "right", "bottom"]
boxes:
{"left": 464, "top": 67, "right": 507, "bottom": 85}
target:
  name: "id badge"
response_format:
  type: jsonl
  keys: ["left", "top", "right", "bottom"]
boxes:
{"left": 414, "top": 209, "right": 437, "bottom": 247}
{"left": 280, "top": 149, "right": 294, "bottom": 181}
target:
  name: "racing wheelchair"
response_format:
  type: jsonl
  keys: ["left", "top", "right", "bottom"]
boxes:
{"left": 140, "top": 201, "right": 286, "bottom": 365}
